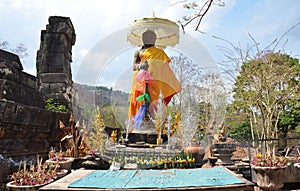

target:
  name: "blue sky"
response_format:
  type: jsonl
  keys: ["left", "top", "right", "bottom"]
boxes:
{"left": 1, "top": 0, "right": 300, "bottom": 91}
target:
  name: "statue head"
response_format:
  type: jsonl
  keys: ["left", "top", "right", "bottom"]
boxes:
{"left": 142, "top": 29, "right": 156, "bottom": 45}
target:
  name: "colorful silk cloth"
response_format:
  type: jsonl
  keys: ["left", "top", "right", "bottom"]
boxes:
{"left": 128, "top": 46, "right": 181, "bottom": 121}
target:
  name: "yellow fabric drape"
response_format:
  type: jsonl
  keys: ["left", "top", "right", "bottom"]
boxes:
{"left": 128, "top": 46, "right": 181, "bottom": 119}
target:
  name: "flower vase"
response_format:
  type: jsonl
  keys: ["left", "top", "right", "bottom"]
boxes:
{"left": 184, "top": 145, "right": 205, "bottom": 162}
{"left": 208, "top": 157, "right": 218, "bottom": 167}
{"left": 252, "top": 166, "right": 286, "bottom": 191}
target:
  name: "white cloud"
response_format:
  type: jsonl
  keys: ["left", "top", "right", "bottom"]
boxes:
{"left": 79, "top": 49, "right": 89, "bottom": 57}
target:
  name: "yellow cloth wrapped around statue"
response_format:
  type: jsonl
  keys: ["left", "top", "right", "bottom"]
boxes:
{"left": 128, "top": 46, "right": 181, "bottom": 120}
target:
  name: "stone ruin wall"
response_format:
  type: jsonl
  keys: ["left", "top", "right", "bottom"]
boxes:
{"left": 36, "top": 16, "right": 76, "bottom": 110}
{"left": 0, "top": 49, "right": 44, "bottom": 108}
{"left": 0, "top": 16, "right": 75, "bottom": 187}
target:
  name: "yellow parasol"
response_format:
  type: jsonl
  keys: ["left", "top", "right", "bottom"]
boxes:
{"left": 127, "top": 15, "right": 179, "bottom": 48}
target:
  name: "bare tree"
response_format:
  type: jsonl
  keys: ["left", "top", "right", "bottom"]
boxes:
{"left": 0, "top": 39, "right": 28, "bottom": 58}
{"left": 171, "top": 0, "right": 225, "bottom": 32}
{"left": 170, "top": 53, "right": 201, "bottom": 110}
{"left": 170, "top": 54, "right": 228, "bottom": 143}
{"left": 214, "top": 21, "right": 300, "bottom": 85}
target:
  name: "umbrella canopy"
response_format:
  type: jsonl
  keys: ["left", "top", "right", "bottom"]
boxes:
{"left": 127, "top": 16, "right": 179, "bottom": 48}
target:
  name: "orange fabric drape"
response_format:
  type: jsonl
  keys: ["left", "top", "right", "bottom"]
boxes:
{"left": 128, "top": 46, "right": 181, "bottom": 119}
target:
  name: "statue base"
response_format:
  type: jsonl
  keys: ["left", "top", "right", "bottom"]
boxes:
{"left": 123, "top": 120, "right": 168, "bottom": 146}
{"left": 124, "top": 120, "right": 168, "bottom": 145}
{"left": 123, "top": 133, "right": 167, "bottom": 145}
{"left": 131, "top": 120, "right": 157, "bottom": 134}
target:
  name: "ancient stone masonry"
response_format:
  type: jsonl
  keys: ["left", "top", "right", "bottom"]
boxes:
{"left": 0, "top": 49, "right": 44, "bottom": 107}
{"left": 0, "top": 100, "right": 69, "bottom": 158}
{"left": 0, "top": 48, "right": 71, "bottom": 160}
{"left": 36, "top": 16, "right": 76, "bottom": 111}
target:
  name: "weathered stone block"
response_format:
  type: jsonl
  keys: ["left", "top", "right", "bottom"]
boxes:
{"left": 20, "top": 72, "right": 36, "bottom": 89}
{"left": 36, "top": 51, "right": 48, "bottom": 73}
{"left": 0, "top": 49, "right": 22, "bottom": 70}
{"left": 0, "top": 100, "right": 17, "bottom": 123}
{"left": 39, "top": 73, "right": 70, "bottom": 83}
{"left": 0, "top": 139, "right": 21, "bottom": 153}
{"left": 11, "top": 105, "right": 51, "bottom": 128}
{"left": 0, "top": 79, "right": 44, "bottom": 108}
{"left": 19, "top": 85, "right": 44, "bottom": 108}
{"left": 38, "top": 84, "right": 50, "bottom": 94}
{"left": 42, "top": 53, "right": 66, "bottom": 72}
{"left": 0, "top": 99, "right": 70, "bottom": 159}
{"left": 43, "top": 34, "right": 68, "bottom": 53}
{"left": 25, "top": 139, "right": 48, "bottom": 152}
{"left": 39, "top": 83, "right": 70, "bottom": 95}
{"left": 14, "top": 104, "right": 31, "bottom": 125}
{"left": 0, "top": 100, "right": 6, "bottom": 115}
{"left": 0, "top": 64, "right": 21, "bottom": 83}
{"left": 48, "top": 17, "right": 72, "bottom": 32}
{"left": 0, "top": 79, "right": 20, "bottom": 99}
{"left": 28, "top": 108, "right": 52, "bottom": 127}
{"left": 48, "top": 16, "right": 75, "bottom": 43}
{"left": 48, "top": 82, "right": 68, "bottom": 93}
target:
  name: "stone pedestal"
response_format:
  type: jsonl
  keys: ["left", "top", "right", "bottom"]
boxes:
{"left": 252, "top": 166, "right": 286, "bottom": 191}
{"left": 125, "top": 133, "right": 167, "bottom": 145}
{"left": 284, "top": 158, "right": 300, "bottom": 183}
{"left": 131, "top": 120, "right": 157, "bottom": 134}
{"left": 213, "top": 143, "right": 236, "bottom": 166}
{"left": 128, "top": 120, "right": 167, "bottom": 145}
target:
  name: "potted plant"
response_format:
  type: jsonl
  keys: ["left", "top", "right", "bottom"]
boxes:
{"left": 251, "top": 153, "right": 288, "bottom": 191}
{"left": 6, "top": 157, "right": 57, "bottom": 191}
{"left": 45, "top": 148, "right": 74, "bottom": 171}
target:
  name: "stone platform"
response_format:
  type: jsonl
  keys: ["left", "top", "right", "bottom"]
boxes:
{"left": 104, "top": 143, "right": 181, "bottom": 159}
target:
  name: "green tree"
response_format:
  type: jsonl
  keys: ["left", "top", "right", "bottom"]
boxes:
{"left": 231, "top": 51, "right": 300, "bottom": 155}
{"left": 278, "top": 102, "right": 300, "bottom": 137}
{"left": 227, "top": 119, "right": 251, "bottom": 144}
{"left": 226, "top": 103, "right": 251, "bottom": 142}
